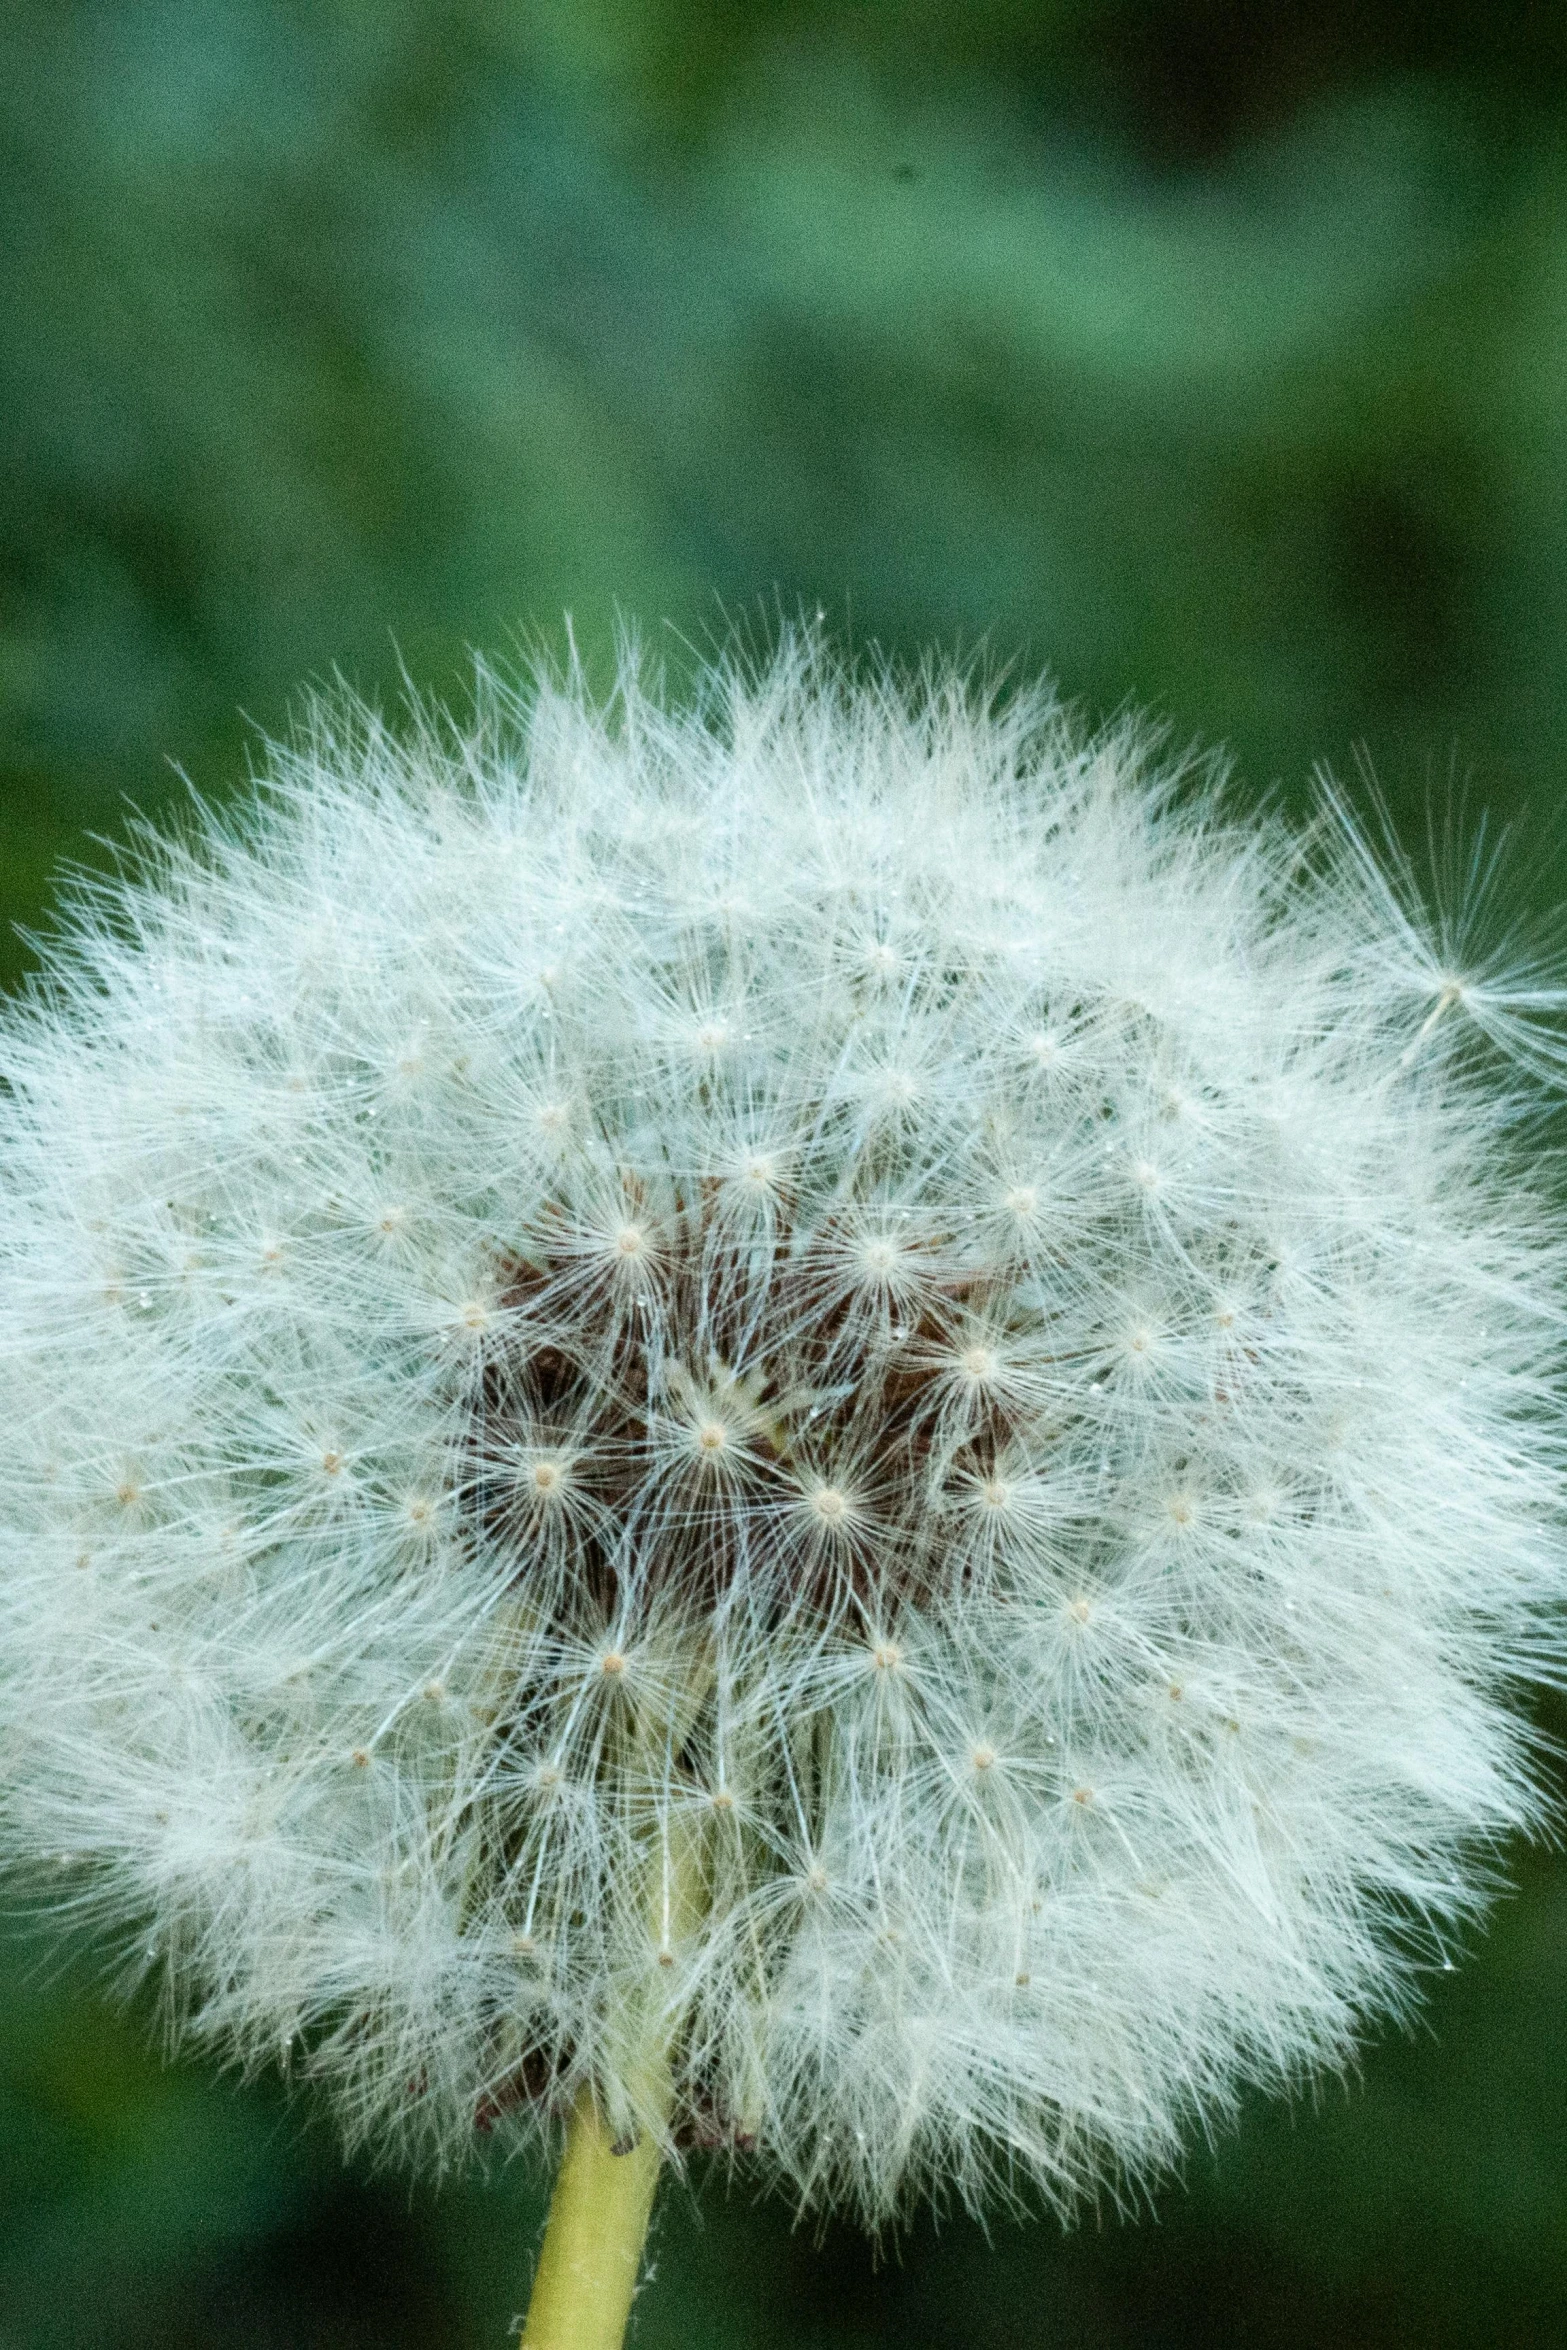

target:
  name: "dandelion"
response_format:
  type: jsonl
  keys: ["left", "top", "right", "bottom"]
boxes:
{"left": 0, "top": 632, "right": 1564, "bottom": 2348}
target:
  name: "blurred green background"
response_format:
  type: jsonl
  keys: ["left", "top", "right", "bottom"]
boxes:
{"left": 7, "top": 2, "right": 1567, "bottom": 2343}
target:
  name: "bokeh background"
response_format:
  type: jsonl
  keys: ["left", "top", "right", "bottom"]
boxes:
{"left": 7, "top": 3, "right": 1567, "bottom": 2343}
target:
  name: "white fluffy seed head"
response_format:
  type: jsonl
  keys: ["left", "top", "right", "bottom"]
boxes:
{"left": 0, "top": 631, "right": 1565, "bottom": 2222}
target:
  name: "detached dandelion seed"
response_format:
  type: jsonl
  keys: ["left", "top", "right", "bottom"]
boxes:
{"left": 1, "top": 631, "right": 1565, "bottom": 2349}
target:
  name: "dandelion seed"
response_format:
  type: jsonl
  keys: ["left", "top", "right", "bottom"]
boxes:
{"left": 0, "top": 629, "right": 1563, "bottom": 2347}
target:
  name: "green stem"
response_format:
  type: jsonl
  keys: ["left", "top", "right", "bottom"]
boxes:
{"left": 521, "top": 1781, "right": 710, "bottom": 2349}
{"left": 520, "top": 2086, "right": 663, "bottom": 2350}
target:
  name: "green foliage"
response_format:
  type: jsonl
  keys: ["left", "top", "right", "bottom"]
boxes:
{"left": 5, "top": 3, "right": 1567, "bottom": 2339}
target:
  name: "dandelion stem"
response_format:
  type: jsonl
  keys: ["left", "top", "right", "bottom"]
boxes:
{"left": 520, "top": 2086, "right": 663, "bottom": 2350}
{"left": 523, "top": 1751, "right": 710, "bottom": 2350}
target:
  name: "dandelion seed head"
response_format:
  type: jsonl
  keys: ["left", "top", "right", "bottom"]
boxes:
{"left": 0, "top": 631, "right": 1564, "bottom": 2224}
